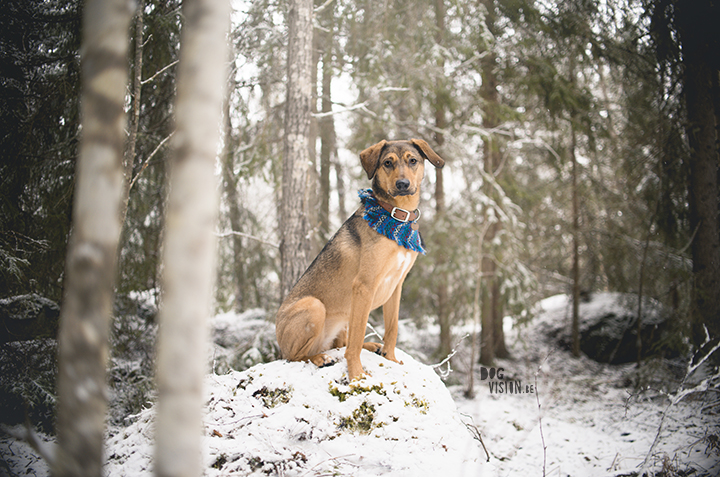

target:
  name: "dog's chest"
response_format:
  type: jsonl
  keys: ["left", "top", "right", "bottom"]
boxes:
{"left": 372, "top": 249, "right": 416, "bottom": 307}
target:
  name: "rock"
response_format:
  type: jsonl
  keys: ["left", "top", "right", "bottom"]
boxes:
{"left": 535, "top": 292, "right": 674, "bottom": 364}
{"left": 0, "top": 294, "right": 60, "bottom": 343}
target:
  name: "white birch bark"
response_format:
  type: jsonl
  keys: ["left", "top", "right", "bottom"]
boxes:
{"left": 54, "top": 0, "right": 132, "bottom": 475}
{"left": 280, "top": 0, "right": 314, "bottom": 299}
{"left": 153, "top": 0, "right": 229, "bottom": 476}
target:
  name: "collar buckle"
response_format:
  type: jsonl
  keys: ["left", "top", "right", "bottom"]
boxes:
{"left": 390, "top": 206, "right": 414, "bottom": 222}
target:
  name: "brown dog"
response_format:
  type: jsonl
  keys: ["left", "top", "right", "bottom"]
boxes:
{"left": 275, "top": 139, "right": 445, "bottom": 381}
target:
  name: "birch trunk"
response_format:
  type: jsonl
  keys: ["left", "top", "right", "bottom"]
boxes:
{"left": 54, "top": 0, "right": 132, "bottom": 475}
{"left": 154, "top": 0, "right": 229, "bottom": 475}
{"left": 280, "top": 0, "right": 314, "bottom": 299}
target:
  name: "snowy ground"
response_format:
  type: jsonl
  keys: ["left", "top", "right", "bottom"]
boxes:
{"left": 2, "top": 294, "right": 719, "bottom": 476}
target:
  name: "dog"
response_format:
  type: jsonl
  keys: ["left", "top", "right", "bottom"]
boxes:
{"left": 275, "top": 139, "right": 445, "bottom": 381}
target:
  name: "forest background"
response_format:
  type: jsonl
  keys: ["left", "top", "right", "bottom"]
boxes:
{"left": 1, "top": 0, "right": 719, "bottom": 444}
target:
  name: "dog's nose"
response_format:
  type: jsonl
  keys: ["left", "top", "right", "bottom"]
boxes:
{"left": 396, "top": 179, "right": 410, "bottom": 191}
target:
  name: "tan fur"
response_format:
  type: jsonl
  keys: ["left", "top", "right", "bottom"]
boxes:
{"left": 275, "top": 139, "right": 445, "bottom": 381}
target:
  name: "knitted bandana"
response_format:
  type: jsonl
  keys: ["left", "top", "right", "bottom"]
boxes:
{"left": 358, "top": 188, "right": 426, "bottom": 255}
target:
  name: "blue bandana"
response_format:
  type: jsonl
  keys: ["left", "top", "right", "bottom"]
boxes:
{"left": 358, "top": 189, "right": 425, "bottom": 255}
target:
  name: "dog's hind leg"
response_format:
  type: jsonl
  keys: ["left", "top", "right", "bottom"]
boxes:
{"left": 275, "top": 296, "right": 336, "bottom": 367}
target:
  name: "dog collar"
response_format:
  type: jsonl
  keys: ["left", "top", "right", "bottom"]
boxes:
{"left": 358, "top": 189, "right": 426, "bottom": 255}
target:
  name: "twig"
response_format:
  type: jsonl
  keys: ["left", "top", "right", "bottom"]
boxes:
{"left": 312, "top": 100, "right": 369, "bottom": 119}
{"left": 431, "top": 333, "right": 470, "bottom": 379}
{"left": 140, "top": 59, "right": 179, "bottom": 85}
{"left": 214, "top": 230, "right": 279, "bottom": 249}
{"left": 534, "top": 351, "right": 553, "bottom": 477}
{"left": 638, "top": 337, "right": 720, "bottom": 473}
{"left": 128, "top": 131, "right": 174, "bottom": 191}
{"left": 365, "top": 322, "right": 383, "bottom": 341}
{"left": 460, "top": 415, "right": 491, "bottom": 462}
{"left": 300, "top": 454, "right": 358, "bottom": 477}
{"left": 313, "top": 0, "right": 335, "bottom": 14}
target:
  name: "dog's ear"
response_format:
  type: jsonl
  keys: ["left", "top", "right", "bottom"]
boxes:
{"left": 360, "top": 140, "right": 387, "bottom": 179}
{"left": 411, "top": 138, "right": 445, "bottom": 169}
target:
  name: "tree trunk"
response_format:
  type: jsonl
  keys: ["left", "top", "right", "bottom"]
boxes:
{"left": 319, "top": 1, "right": 336, "bottom": 242}
{"left": 433, "top": 0, "right": 453, "bottom": 360}
{"left": 677, "top": 2, "right": 720, "bottom": 348}
{"left": 492, "top": 277, "right": 509, "bottom": 358}
{"left": 54, "top": 0, "right": 132, "bottom": 475}
{"left": 280, "top": 0, "right": 314, "bottom": 300}
{"left": 479, "top": 241, "right": 496, "bottom": 366}
{"left": 221, "top": 59, "right": 246, "bottom": 312}
{"left": 478, "top": 0, "right": 506, "bottom": 365}
{"left": 118, "top": 0, "right": 145, "bottom": 231}
{"left": 306, "top": 20, "right": 320, "bottom": 256}
{"left": 570, "top": 123, "right": 581, "bottom": 358}
{"left": 154, "top": 0, "right": 229, "bottom": 476}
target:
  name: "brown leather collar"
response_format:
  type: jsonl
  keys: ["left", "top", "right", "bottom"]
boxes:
{"left": 375, "top": 198, "right": 421, "bottom": 223}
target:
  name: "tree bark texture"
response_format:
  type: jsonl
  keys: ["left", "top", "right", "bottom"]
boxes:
{"left": 433, "top": 0, "right": 453, "bottom": 360}
{"left": 54, "top": 0, "right": 132, "bottom": 475}
{"left": 677, "top": 2, "right": 720, "bottom": 347}
{"left": 280, "top": 0, "right": 314, "bottom": 300}
{"left": 221, "top": 52, "right": 246, "bottom": 312}
{"left": 154, "top": 0, "right": 229, "bottom": 476}
{"left": 319, "top": 1, "right": 336, "bottom": 242}
{"left": 571, "top": 123, "right": 581, "bottom": 358}
{"left": 478, "top": 0, "right": 507, "bottom": 364}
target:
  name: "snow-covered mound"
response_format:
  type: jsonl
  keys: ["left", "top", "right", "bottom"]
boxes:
{"left": 105, "top": 348, "right": 485, "bottom": 476}
{"left": 531, "top": 292, "right": 675, "bottom": 363}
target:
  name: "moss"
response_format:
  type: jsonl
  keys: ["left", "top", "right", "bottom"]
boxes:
{"left": 328, "top": 381, "right": 386, "bottom": 402}
{"left": 405, "top": 393, "right": 429, "bottom": 414}
{"left": 212, "top": 454, "right": 228, "bottom": 470}
{"left": 252, "top": 386, "right": 292, "bottom": 408}
{"left": 338, "top": 401, "right": 382, "bottom": 434}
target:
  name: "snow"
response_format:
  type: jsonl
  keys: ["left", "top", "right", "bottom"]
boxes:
{"left": 2, "top": 293, "right": 719, "bottom": 476}
{"left": 105, "top": 348, "right": 485, "bottom": 476}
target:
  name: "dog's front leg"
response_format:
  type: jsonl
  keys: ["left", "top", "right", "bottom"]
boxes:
{"left": 345, "top": 278, "right": 374, "bottom": 381}
{"left": 379, "top": 283, "right": 404, "bottom": 365}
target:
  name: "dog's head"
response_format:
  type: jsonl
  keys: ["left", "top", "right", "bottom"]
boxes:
{"left": 360, "top": 139, "right": 445, "bottom": 202}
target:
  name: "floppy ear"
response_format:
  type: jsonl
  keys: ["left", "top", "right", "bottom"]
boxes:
{"left": 359, "top": 140, "right": 387, "bottom": 179}
{"left": 410, "top": 138, "right": 445, "bottom": 169}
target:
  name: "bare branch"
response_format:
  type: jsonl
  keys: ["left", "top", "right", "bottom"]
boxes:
{"left": 128, "top": 131, "right": 174, "bottom": 191}
{"left": 141, "top": 59, "right": 179, "bottom": 85}
{"left": 313, "top": 0, "right": 335, "bottom": 14}
{"left": 215, "top": 229, "right": 279, "bottom": 249}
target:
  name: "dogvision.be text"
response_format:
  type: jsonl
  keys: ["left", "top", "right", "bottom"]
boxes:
{"left": 480, "top": 367, "right": 536, "bottom": 395}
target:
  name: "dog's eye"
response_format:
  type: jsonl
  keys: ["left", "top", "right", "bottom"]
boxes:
{"left": 383, "top": 160, "right": 393, "bottom": 168}
{"left": 409, "top": 157, "right": 418, "bottom": 165}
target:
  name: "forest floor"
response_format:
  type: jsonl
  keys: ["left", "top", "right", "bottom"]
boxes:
{"left": 1, "top": 295, "right": 719, "bottom": 476}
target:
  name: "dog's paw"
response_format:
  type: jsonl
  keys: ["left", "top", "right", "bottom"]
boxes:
{"left": 362, "top": 342, "right": 383, "bottom": 355}
{"left": 379, "top": 348, "right": 403, "bottom": 365}
{"left": 309, "top": 353, "right": 336, "bottom": 368}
